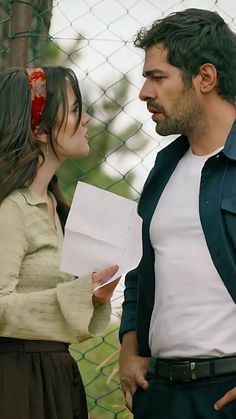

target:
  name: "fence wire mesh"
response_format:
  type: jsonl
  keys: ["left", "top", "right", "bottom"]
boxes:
{"left": 1, "top": 0, "right": 236, "bottom": 417}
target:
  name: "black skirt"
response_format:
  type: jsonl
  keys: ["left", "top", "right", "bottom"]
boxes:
{"left": 0, "top": 337, "right": 88, "bottom": 419}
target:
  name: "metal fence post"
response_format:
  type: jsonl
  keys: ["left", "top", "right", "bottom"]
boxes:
{"left": 10, "top": 0, "right": 32, "bottom": 66}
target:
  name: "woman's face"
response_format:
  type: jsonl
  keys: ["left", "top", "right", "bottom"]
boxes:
{"left": 53, "top": 82, "right": 90, "bottom": 161}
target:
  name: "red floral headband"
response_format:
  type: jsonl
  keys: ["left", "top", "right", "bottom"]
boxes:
{"left": 25, "top": 68, "right": 46, "bottom": 134}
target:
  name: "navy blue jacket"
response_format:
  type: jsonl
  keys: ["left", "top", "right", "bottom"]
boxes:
{"left": 119, "top": 121, "right": 236, "bottom": 356}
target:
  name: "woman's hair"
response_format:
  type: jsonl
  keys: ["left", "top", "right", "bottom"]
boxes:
{"left": 134, "top": 8, "right": 236, "bottom": 104}
{"left": 0, "top": 66, "right": 83, "bottom": 229}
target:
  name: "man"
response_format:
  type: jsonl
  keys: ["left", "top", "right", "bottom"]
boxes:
{"left": 119, "top": 8, "right": 236, "bottom": 419}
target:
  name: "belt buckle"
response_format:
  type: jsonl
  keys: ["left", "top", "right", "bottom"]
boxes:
{"left": 170, "top": 361, "right": 197, "bottom": 381}
{"left": 190, "top": 362, "right": 197, "bottom": 380}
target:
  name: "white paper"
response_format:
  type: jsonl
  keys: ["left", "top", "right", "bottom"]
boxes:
{"left": 60, "top": 181, "right": 142, "bottom": 288}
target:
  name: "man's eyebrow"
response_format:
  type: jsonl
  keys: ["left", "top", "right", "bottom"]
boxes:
{"left": 142, "top": 69, "right": 166, "bottom": 77}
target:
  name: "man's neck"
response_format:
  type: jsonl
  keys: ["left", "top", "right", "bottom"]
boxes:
{"left": 188, "top": 100, "right": 236, "bottom": 156}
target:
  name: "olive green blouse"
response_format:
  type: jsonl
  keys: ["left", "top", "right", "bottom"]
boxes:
{"left": 0, "top": 188, "right": 111, "bottom": 343}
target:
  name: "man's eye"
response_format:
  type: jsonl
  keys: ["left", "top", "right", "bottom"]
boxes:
{"left": 154, "top": 76, "right": 164, "bottom": 81}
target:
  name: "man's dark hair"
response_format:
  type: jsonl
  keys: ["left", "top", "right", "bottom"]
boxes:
{"left": 134, "top": 8, "right": 236, "bottom": 104}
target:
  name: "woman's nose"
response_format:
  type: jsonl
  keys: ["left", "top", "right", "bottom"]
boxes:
{"left": 81, "top": 112, "right": 90, "bottom": 126}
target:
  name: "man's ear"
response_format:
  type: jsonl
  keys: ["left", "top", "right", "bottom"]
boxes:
{"left": 198, "top": 63, "right": 218, "bottom": 94}
{"left": 34, "top": 132, "right": 48, "bottom": 144}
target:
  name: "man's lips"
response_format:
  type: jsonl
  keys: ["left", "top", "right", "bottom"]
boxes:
{"left": 147, "top": 106, "right": 164, "bottom": 114}
{"left": 148, "top": 107, "right": 161, "bottom": 112}
{"left": 151, "top": 113, "right": 163, "bottom": 121}
{"left": 147, "top": 108, "right": 164, "bottom": 121}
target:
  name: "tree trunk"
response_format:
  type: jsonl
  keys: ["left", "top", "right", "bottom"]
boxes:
{"left": 10, "top": 0, "right": 32, "bottom": 66}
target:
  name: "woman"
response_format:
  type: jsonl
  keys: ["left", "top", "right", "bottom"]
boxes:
{"left": 0, "top": 66, "right": 119, "bottom": 419}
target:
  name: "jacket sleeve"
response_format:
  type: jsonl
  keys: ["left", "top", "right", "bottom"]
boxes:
{"left": 0, "top": 198, "right": 111, "bottom": 343}
{"left": 119, "top": 188, "right": 145, "bottom": 343}
{"left": 119, "top": 267, "right": 138, "bottom": 342}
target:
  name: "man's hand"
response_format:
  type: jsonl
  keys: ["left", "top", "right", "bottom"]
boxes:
{"left": 119, "top": 331, "right": 150, "bottom": 412}
{"left": 214, "top": 387, "right": 236, "bottom": 410}
{"left": 92, "top": 265, "right": 120, "bottom": 304}
{"left": 120, "top": 354, "right": 150, "bottom": 411}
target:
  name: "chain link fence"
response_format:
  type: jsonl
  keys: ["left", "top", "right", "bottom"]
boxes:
{"left": 1, "top": 0, "right": 236, "bottom": 417}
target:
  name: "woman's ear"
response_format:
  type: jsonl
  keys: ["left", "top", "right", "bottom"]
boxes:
{"left": 34, "top": 132, "right": 48, "bottom": 144}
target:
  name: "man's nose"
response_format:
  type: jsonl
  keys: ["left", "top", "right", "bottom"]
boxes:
{"left": 139, "top": 80, "right": 156, "bottom": 101}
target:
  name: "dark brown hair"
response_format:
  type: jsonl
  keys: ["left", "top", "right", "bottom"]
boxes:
{"left": 0, "top": 66, "right": 83, "bottom": 230}
{"left": 134, "top": 8, "right": 236, "bottom": 104}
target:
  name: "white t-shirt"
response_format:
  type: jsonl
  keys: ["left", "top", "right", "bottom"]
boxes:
{"left": 149, "top": 147, "right": 236, "bottom": 358}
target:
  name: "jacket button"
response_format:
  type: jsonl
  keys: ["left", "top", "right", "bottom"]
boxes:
{"left": 73, "top": 375, "right": 81, "bottom": 386}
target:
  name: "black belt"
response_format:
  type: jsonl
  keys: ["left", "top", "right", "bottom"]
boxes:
{"left": 148, "top": 356, "right": 236, "bottom": 382}
{"left": 0, "top": 337, "right": 69, "bottom": 353}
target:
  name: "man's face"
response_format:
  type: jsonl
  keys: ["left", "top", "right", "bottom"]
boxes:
{"left": 140, "top": 44, "right": 204, "bottom": 136}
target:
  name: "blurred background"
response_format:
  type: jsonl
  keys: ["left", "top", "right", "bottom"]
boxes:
{"left": 1, "top": 0, "right": 235, "bottom": 417}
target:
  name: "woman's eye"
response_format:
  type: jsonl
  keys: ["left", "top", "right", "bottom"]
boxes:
{"left": 73, "top": 105, "right": 79, "bottom": 112}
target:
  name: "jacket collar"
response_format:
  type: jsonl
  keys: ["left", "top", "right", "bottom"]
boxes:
{"left": 222, "top": 119, "right": 236, "bottom": 161}
{"left": 151, "top": 118, "right": 236, "bottom": 167}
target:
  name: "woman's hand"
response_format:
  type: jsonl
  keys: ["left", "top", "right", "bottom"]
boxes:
{"left": 92, "top": 265, "right": 120, "bottom": 304}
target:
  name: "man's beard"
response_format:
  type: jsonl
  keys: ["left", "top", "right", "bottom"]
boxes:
{"left": 154, "top": 89, "right": 205, "bottom": 137}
